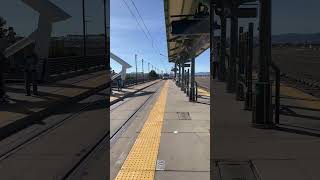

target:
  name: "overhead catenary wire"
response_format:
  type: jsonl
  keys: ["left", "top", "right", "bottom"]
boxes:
{"left": 125, "top": 0, "right": 166, "bottom": 56}
{"left": 129, "top": 0, "right": 161, "bottom": 51}
{"left": 121, "top": 0, "right": 169, "bottom": 73}
{"left": 121, "top": 0, "right": 151, "bottom": 43}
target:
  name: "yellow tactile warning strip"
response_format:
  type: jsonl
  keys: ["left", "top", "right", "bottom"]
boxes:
{"left": 279, "top": 83, "right": 320, "bottom": 109}
{"left": 115, "top": 81, "right": 168, "bottom": 180}
{"left": 198, "top": 87, "right": 210, "bottom": 97}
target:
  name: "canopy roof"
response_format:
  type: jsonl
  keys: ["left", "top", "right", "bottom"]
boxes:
{"left": 163, "top": 0, "right": 257, "bottom": 63}
{"left": 164, "top": 0, "right": 210, "bottom": 63}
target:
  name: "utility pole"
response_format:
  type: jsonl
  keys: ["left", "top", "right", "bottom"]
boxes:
{"left": 142, "top": 59, "right": 144, "bottom": 83}
{"left": 135, "top": 54, "right": 138, "bottom": 84}
{"left": 82, "top": 0, "right": 86, "bottom": 56}
{"left": 148, "top": 62, "right": 150, "bottom": 72}
{"left": 103, "top": 0, "right": 108, "bottom": 67}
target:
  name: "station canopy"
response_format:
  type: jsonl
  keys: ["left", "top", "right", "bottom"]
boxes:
{"left": 164, "top": 0, "right": 257, "bottom": 63}
{"left": 164, "top": 0, "right": 211, "bottom": 63}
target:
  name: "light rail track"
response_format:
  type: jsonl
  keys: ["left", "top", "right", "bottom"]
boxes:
{"left": 0, "top": 81, "right": 163, "bottom": 179}
{"left": 65, "top": 81, "right": 163, "bottom": 179}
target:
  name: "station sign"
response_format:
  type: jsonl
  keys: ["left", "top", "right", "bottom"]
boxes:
{"left": 171, "top": 19, "right": 220, "bottom": 35}
{"left": 184, "top": 63, "right": 191, "bottom": 67}
{"left": 226, "top": 8, "right": 257, "bottom": 18}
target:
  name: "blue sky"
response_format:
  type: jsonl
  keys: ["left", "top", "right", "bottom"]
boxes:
{"left": 2, "top": 0, "right": 320, "bottom": 74}
{"left": 110, "top": 0, "right": 210, "bottom": 73}
{"left": 110, "top": 0, "right": 320, "bottom": 74}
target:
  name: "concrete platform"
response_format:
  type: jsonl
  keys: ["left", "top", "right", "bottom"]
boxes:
{"left": 156, "top": 81, "right": 209, "bottom": 179}
{"left": 110, "top": 80, "right": 210, "bottom": 180}
{"left": 212, "top": 79, "right": 320, "bottom": 180}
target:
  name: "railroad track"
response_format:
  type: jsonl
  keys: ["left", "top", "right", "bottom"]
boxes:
{"left": 280, "top": 73, "right": 320, "bottom": 98}
{"left": 0, "top": 81, "right": 163, "bottom": 179}
{"left": 195, "top": 76, "right": 210, "bottom": 91}
{"left": 193, "top": 72, "right": 320, "bottom": 99}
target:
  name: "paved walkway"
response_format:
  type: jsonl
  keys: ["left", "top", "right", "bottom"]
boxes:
{"left": 112, "top": 80, "right": 210, "bottom": 180}
{"left": 155, "top": 80, "right": 210, "bottom": 179}
{"left": 212, "top": 79, "right": 320, "bottom": 180}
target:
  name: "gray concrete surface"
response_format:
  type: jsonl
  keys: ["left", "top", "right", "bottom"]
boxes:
{"left": 110, "top": 80, "right": 210, "bottom": 180}
{"left": 212, "top": 79, "right": 320, "bottom": 180}
{"left": 156, "top": 80, "right": 210, "bottom": 179}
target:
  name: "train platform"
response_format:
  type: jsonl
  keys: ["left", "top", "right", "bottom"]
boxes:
{"left": 0, "top": 70, "right": 108, "bottom": 140}
{"left": 110, "top": 80, "right": 210, "bottom": 180}
{"left": 212, "top": 79, "right": 320, "bottom": 180}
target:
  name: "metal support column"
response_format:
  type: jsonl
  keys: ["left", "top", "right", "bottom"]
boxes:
{"left": 190, "top": 57, "right": 195, "bottom": 101}
{"left": 227, "top": 9, "right": 238, "bottom": 93}
{"left": 236, "top": 27, "right": 244, "bottom": 100}
{"left": 219, "top": 15, "right": 227, "bottom": 81}
{"left": 174, "top": 62, "right": 177, "bottom": 82}
{"left": 253, "top": 0, "right": 273, "bottom": 127}
{"left": 209, "top": 2, "right": 214, "bottom": 174}
{"left": 210, "top": 0, "right": 215, "bottom": 116}
{"left": 82, "top": 0, "right": 86, "bottom": 57}
{"left": 142, "top": 59, "right": 144, "bottom": 83}
{"left": 181, "top": 62, "right": 185, "bottom": 91}
{"left": 184, "top": 69, "right": 187, "bottom": 93}
{"left": 245, "top": 23, "right": 254, "bottom": 110}
{"left": 178, "top": 63, "right": 181, "bottom": 86}
{"left": 135, "top": 54, "right": 138, "bottom": 84}
{"left": 187, "top": 69, "right": 190, "bottom": 96}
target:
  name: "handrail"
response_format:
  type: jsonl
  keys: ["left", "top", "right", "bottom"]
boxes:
{"left": 195, "top": 81, "right": 198, "bottom": 101}
{"left": 271, "top": 61, "right": 280, "bottom": 124}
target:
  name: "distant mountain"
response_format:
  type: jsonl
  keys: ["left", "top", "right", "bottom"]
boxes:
{"left": 272, "top": 33, "right": 320, "bottom": 44}
{"left": 195, "top": 72, "right": 210, "bottom": 76}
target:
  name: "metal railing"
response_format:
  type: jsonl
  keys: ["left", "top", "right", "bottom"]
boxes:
{"left": 5, "top": 55, "right": 106, "bottom": 82}
{"left": 46, "top": 55, "right": 106, "bottom": 76}
{"left": 195, "top": 81, "right": 198, "bottom": 101}
{"left": 271, "top": 61, "right": 280, "bottom": 124}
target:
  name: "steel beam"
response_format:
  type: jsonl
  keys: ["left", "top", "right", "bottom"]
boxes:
{"left": 219, "top": 14, "right": 227, "bottom": 81}
{"left": 190, "top": 57, "right": 195, "bottom": 101}
{"left": 209, "top": 2, "right": 215, "bottom": 176}
{"left": 227, "top": 7, "right": 238, "bottom": 93}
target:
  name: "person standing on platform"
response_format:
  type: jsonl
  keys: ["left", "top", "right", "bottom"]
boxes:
{"left": 24, "top": 44, "right": 39, "bottom": 96}
{"left": 117, "top": 77, "right": 122, "bottom": 91}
